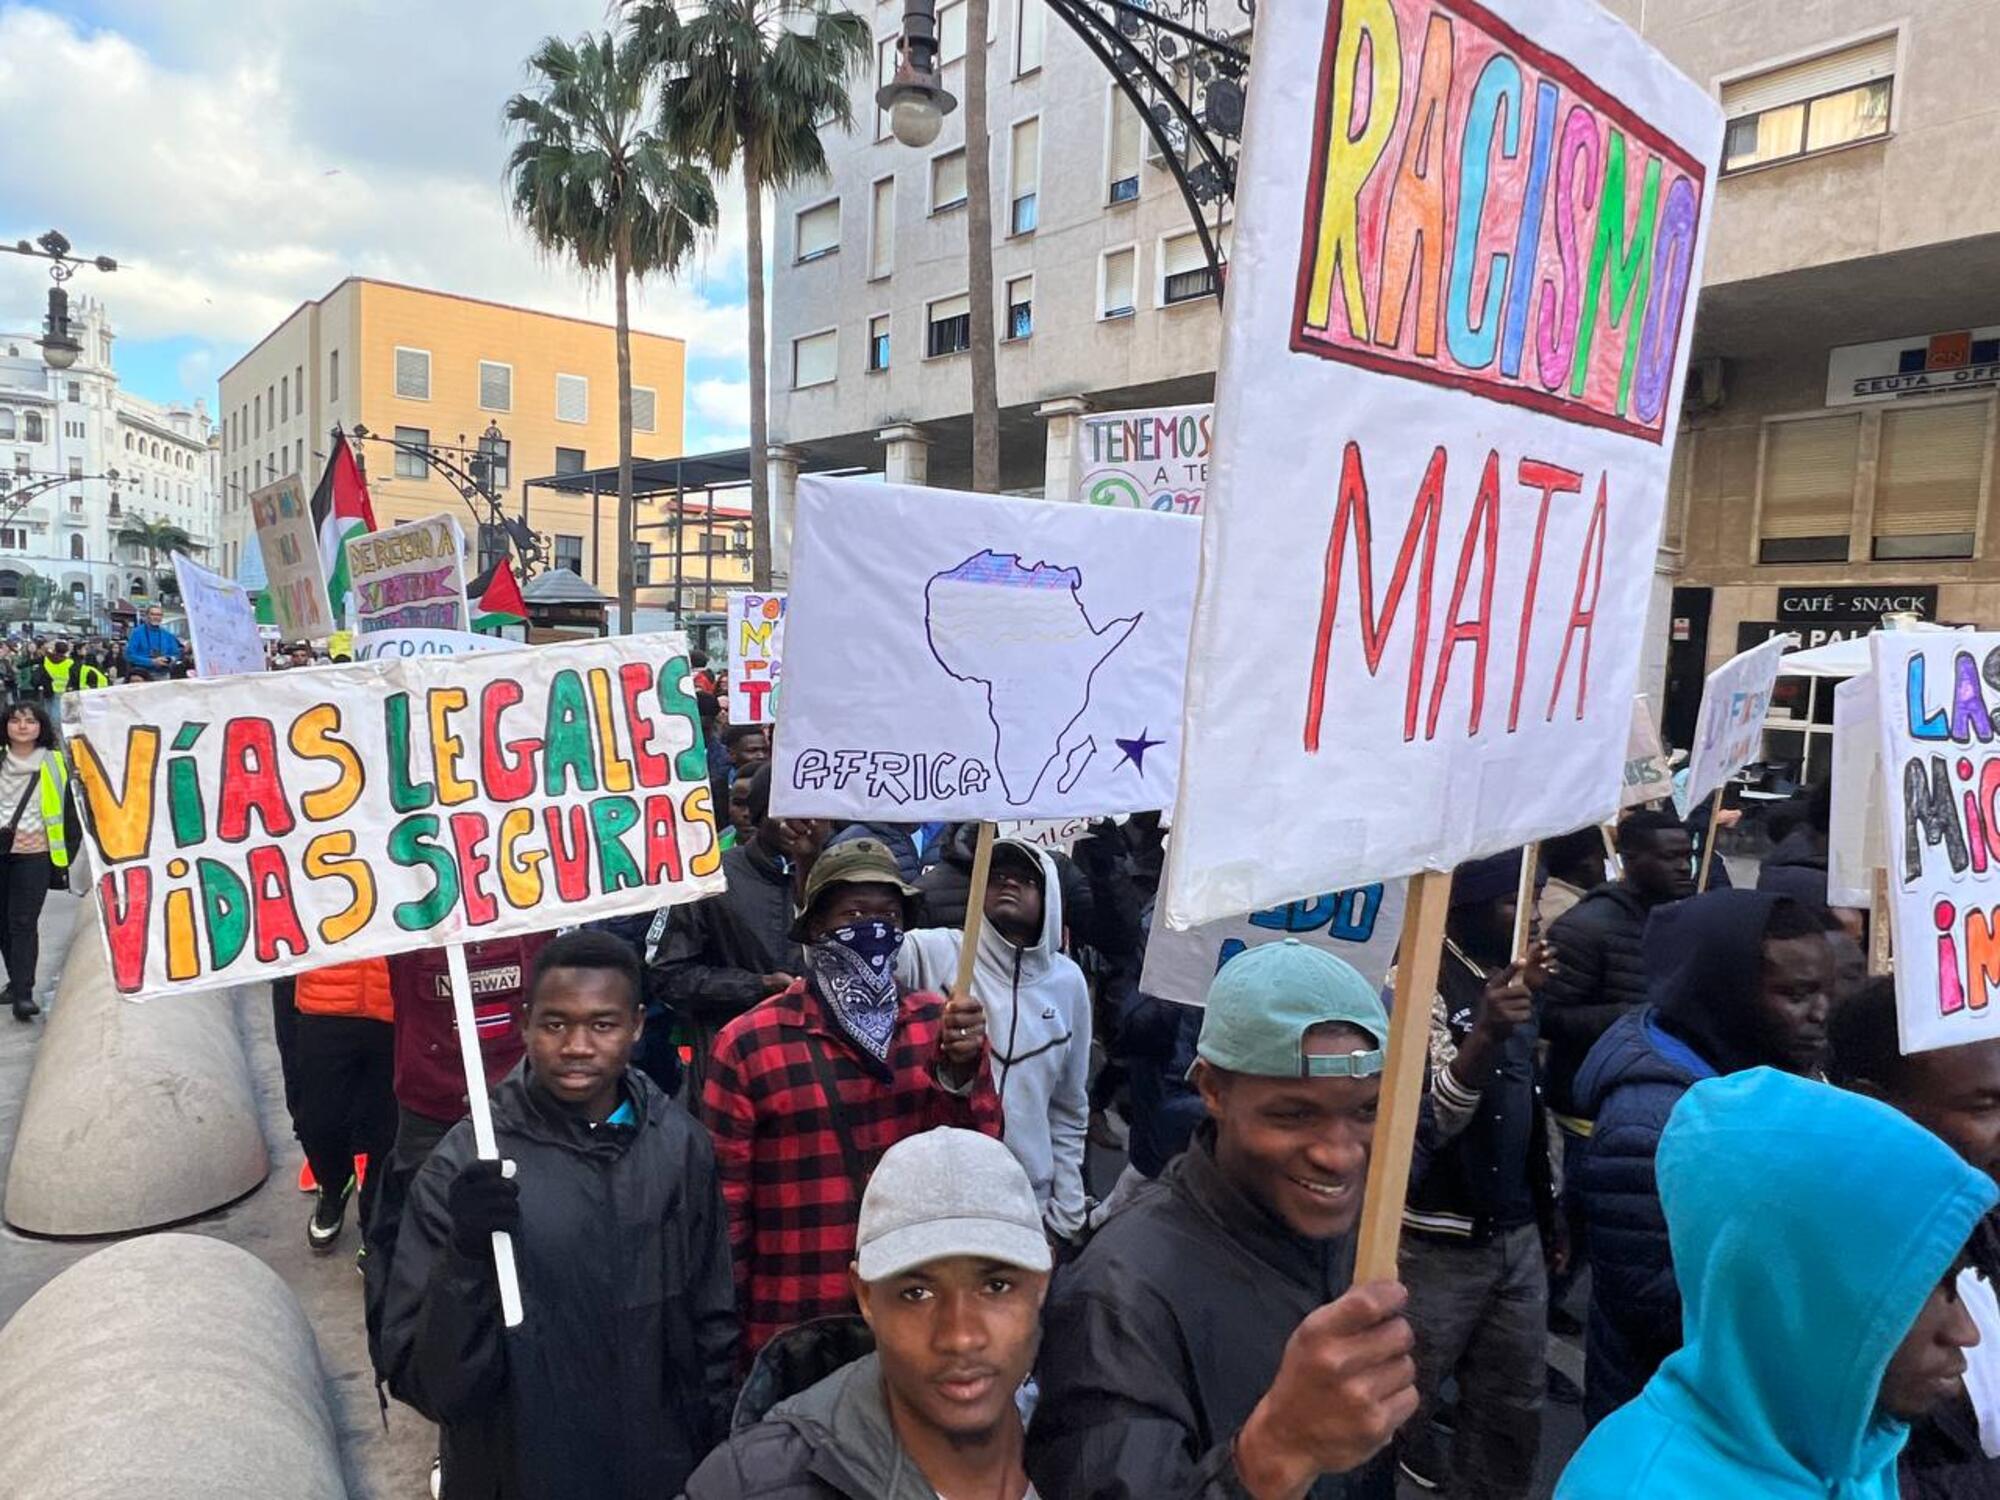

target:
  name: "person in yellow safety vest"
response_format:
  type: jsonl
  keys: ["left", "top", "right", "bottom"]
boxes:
{"left": 0, "top": 701, "right": 71, "bottom": 1022}
{"left": 31, "top": 640, "right": 76, "bottom": 700}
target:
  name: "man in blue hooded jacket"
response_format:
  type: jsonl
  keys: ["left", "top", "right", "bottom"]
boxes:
{"left": 1557, "top": 1068, "right": 1994, "bottom": 1497}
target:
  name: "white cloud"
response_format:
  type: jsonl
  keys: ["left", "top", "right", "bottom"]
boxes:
{"left": 689, "top": 376, "right": 751, "bottom": 446}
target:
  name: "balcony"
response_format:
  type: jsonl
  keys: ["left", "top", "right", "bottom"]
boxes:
{"left": 59, "top": 502, "right": 87, "bottom": 527}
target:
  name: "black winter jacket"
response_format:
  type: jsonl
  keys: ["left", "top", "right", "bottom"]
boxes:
{"left": 1026, "top": 1123, "right": 1394, "bottom": 1500}
{"left": 651, "top": 840, "right": 803, "bottom": 1026}
{"left": 914, "top": 822, "right": 1096, "bottom": 942}
{"left": 380, "top": 1066, "right": 738, "bottom": 1499}
{"left": 1755, "top": 827, "right": 1831, "bottom": 913}
{"left": 1540, "top": 883, "right": 1658, "bottom": 1119}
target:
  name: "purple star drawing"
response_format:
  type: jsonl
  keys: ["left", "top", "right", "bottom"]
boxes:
{"left": 1114, "top": 729, "right": 1163, "bottom": 774}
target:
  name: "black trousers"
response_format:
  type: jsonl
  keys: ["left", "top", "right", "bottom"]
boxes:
{"left": 0, "top": 850, "right": 53, "bottom": 1003}
{"left": 270, "top": 977, "right": 301, "bottom": 1132}
{"left": 293, "top": 1015, "right": 397, "bottom": 1229}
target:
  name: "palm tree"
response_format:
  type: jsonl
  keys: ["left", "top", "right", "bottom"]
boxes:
{"left": 962, "top": 0, "right": 999, "bottom": 493}
{"left": 114, "top": 513, "right": 200, "bottom": 601}
{"left": 506, "top": 29, "right": 719, "bottom": 631}
{"left": 637, "top": 0, "right": 871, "bottom": 590}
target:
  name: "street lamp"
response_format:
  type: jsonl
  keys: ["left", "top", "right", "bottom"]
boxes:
{"left": 2, "top": 231, "right": 119, "bottom": 371}
{"left": 876, "top": 1, "right": 956, "bottom": 148}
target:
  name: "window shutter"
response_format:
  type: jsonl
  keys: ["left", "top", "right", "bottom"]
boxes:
{"left": 1109, "top": 94, "right": 1142, "bottom": 184}
{"left": 395, "top": 348, "right": 430, "bottom": 400}
{"left": 1759, "top": 414, "right": 1860, "bottom": 539}
{"left": 794, "top": 331, "right": 837, "bottom": 388}
{"left": 930, "top": 294, "right": 971, "bottom": 326}
{"left": 871, "top": 179, "right": 894, "bottom": 277}
{"left": 479, "top": 361, "right": 511, "bottom": 412}
{"left": 1722, "top": 34, "right": 1896, "bottom": 118}
{"left": 1875, "top": 401, "right": 1987, "bottom": 536}
{"left": 797, "top": 201, "right": 840, "bottom": 260}
{"left": 1011, "top": 118, "right": 1040, "bottom": 197}
{"left": 939, "top": 1, "right": 966, "bottom": 62}
{"left": 1104, "top": 250, "right": 1137, "bottom": 314}
{"left": 631, "top": 386, "right": 657, "bottom": 434}
{"left": 1016, "top": 0, "right": 1044, "bottom": 72}
{"left": 1162, "top": 232, "right": 1206, "bottom": 279}
{"left": 556, "top": 374, "right": 588, "bottom": 423}
{"left": 933, "top": 151, "right": 967, "bottom": 208}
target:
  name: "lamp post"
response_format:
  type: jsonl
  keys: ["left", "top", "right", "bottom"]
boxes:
{"left": 1, "top": 230, "right": 120, "bottom": 370}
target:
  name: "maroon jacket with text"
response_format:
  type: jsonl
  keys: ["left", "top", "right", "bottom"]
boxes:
{"left": 389, "top": 932, "right": 551, "bottom": 1124}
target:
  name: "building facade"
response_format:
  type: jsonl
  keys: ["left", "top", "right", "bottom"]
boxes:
{"left": 0, "top": 296, "right": 218, "bottom": 630}
{"left": 216, "top": 278, "right": 689, "bottom": 599}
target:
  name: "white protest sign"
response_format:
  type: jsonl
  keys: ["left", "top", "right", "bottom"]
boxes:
{"left": 61, "top": 633, "right": 723, "bottom": 999}
{"left": 1160, "top": 0, "right": 1724, "bottom": 928}
{"left": 172, "top": 553, "right": 265, "bottom": 679}
{"left": 1142, "top": 881, "right": 1409, "bottom": 1006}
{"left": 249, "top": 476, "right": 335, "bottom": 641}
{"left": 356, "top": 628, "right": 521, "bottom": 661}
{"left": 1677, "top": 633, "right": 1792, "bottom": 816}
{"left": 728, "top": 591, "right": 786, "bottom": 725}
{"left": 1621, "top": 695, "right": 1672, "bottom": 809}
{"left": 346, "top": 514, "right": 469, "bottom": 635}
{"left": 771, "top": 476, "right": 1200, "bottom": 822}
{"left": 997, "top": 817, "right": 1093, "bottom": 854}
{"left": 1077, "top": 404, "right": 1212, "bottom": 515}
{"left": 1829, "top": 672, "right": 1883, "bottom": 909}
{"left": 1870, "top": 631, "right": 2000, "bottom": 1052}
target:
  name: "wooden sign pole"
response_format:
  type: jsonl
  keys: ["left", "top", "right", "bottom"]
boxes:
{"left": 446, "top": 942, "right": 524, "bottom": 1329}
{"left": 952, "top": 822, "right": 998, "bottom": 1003}
{"left": 1511, "top": 842, "right": 1541, "bottom": 961}
{"left": 1869, "top": 867, "right": 1893, "bottom": 976}
{"left": 1600, "top": 823, "right": 1623, "bottom": 880}
{"left": 1695, "top": 796, "right": 1724, "bottom": 893}
{"left": 1354, "top": 869, "right": 1454, "bottom": 1283}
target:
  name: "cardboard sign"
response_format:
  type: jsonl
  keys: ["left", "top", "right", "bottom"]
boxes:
{"left": 249, "top": 476, "right": 335, "bottom": 641}
{"left": 346, "top": 514, "right": 469, "bottom": 635}
{"left": 173, "top": 553, "right": 266, "bottom": 680}
{"left": 1828, "top": 672, "right": 1883, "bottom": 909}
{"left": 771, "top": 477, "right": 1200, "bottom": 823}
{"left": 1621, "top": 695, "right": 1672, "bottom": 809}
{"left": 996, "top": 817, "right": 1093, "bottom": 854}
{"left": 1677, "top": 634, "right": 1792, "bottom": 816}
{"left": 1159, "top": 0, "right": 1724, "bottom": 928}
{"left": 1871, "top": 631, "right": 2000, "bottom": 1051}
{"left": 355, "top": 628, "right": 520, "bottom": 661}
{"left": 728, "top": 591, "right": 787, "bottom": 726}
{"left": 1077, "top": 404, "right": 1213, "bottom": 515}
{"left": 61, "top": 634, "right": 724, "bottom": 999}
{"left": 1141, "top": 880, "right": 1409, "bottom": 1006}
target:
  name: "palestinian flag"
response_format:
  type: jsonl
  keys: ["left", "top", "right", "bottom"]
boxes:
{"left": 311, "top": 434, "right": 378, "bottom": 627}
{"left": 469, "top": 558, "right": 528, "bottom": 632}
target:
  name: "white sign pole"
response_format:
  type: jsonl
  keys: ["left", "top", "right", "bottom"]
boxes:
{"left": 446, "top": 942, "right": 524, "bottom": 1329}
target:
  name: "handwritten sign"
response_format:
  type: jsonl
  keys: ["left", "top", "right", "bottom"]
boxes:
{"left": 996, "top": 817, "right": 1092, "bottom": 854}
{"left": 173, "top": 553, "right": 266, "bottom": 679}
{"left": 1077, "top": 404, "right": 1212, "bottom": 515}
{"left": 1141, "top": 881, "right": 1408, "bottom": 1006}
{"left": 355, "top": 628, "right": 520, "bottom": 661}
{"left": 60, "top": 634, "right": 724, "bottom": 999}
{"left": 1871, "top": 632, "right": 2000, "bottom": 1052}
{"left": 346, "top": 514, "right": 468, "bottom": 635}
{"left": 1621, "top": 696, "right": 1672, "bottom": 810}
{"left": 1160, "top": 0, "right": 1724, "bottom": 926}
{"left": 728, "top": 591, "right": 787, "bottom": 726}
{"left": 249, "top": 476, "right": 335, "bottom": 641}
{"left": 1677, "top": 634, "right": 1792, "bottom": 816}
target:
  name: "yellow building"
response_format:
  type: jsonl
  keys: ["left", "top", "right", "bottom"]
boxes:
{"left": 215, "top": 277, "right": 699, "bottom": 601}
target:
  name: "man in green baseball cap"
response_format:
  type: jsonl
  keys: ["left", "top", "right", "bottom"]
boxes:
{"left": 1030, "top": 938, "right": 1415, "bottom": 1499}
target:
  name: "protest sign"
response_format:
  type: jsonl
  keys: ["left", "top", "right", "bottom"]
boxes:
{"left": 172, "top": 553, "right": 265, "bottom": 679}
{"left": 996, "top": 817, "right": 1093, "bottom": 855}
{"left": 1870, "top": 631, "right": 2000, "bottom": 1052}
{"left": 1141, "top": 880, "right": 1408, "bottom": 1007}
{"left": 1077, "top": 404, "right": 1212, "bottom": 515}
{"left": 355, "top": 628, "right": 520, "bottom": 661}
{"left": 249, "top": 476, "right": 335, "bottom": 641}
{"left": 1677, "top": 633, "right": 1792, "bottom": 817}
{"left": 1621, "top": 696, "right": 1672, "bottom": 809}
{"left": 1160, "top": 0, "right": 1724, "bottom": 932}
{"left": 1828, "top": 672, "right": 1882, "bottom": 910}
{"left": 61, "top": 633, "right": 723, "bottom": 999}
{"left": 771, "top": 476, "right": 1200, "bottom": 823}
{"left": 728, "top": 591, "right": 787, "bottom": 725}
{"left": 347, "top": 514, "right": 468, "bottom": 635}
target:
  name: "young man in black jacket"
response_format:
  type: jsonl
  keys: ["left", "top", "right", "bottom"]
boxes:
{"left": 380, "top": 930, "right": 738, "bottom": 1499}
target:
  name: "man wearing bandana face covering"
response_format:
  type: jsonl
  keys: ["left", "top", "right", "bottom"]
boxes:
{"left": 706, "top": 839, "right": 1002, "bottom": 1364}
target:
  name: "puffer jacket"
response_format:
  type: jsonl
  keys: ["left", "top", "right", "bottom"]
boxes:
{"left": 295, "top": 957, "right": 392, "bottom": 1023}
{"left": 1539, "top": 883, "right": 1657, "bottom": 1120}
{"left": 900, "top": 839, "right": 1092, "bottom": 1238}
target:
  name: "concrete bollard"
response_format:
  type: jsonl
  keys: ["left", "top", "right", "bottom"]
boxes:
{"left": 0, "top": 1234, "right": 347, "bottom": 1498}
{"left": 4, "top": 927, "right": 268, "bottom": 1236}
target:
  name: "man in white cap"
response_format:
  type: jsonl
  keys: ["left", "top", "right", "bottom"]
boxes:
{"left": 680, "top": 1127, "right": 1052, "bottom": 1500}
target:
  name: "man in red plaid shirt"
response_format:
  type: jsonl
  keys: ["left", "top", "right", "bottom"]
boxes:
{"left": 706, "top": 838, "right": 1001, "bottom": 1362}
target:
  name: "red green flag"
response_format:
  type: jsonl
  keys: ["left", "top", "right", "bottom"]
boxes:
{"left": 469, "top": 558, "right": 527, "bottom": 631}
{"left": 310, "top": 435, "right": 378, "bottom": 626}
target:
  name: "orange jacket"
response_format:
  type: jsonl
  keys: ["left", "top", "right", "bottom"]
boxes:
{"left": 295, "top": 958, "right": 393, "bottom": 1024}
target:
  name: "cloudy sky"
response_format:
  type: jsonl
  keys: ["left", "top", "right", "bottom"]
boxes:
{"left": 0, "top": 0, "right": 753, "bottom": 450}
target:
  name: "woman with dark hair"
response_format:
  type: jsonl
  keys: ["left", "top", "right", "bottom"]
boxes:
{"left": 0, "top": 701, "right": 73, "bottom": 1021}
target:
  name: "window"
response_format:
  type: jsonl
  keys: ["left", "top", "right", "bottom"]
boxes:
{"left": 555, "top": 446, "right": 586, "bottom": 476}
{"left": 795, "top": 199, "right": 840, "bottom": 263}
{"left": 634, "top": 541, "right": 652, "bottom": 587}
{"left": 939, "top": 1, "right": 966, "bottom": 63}
{"left": 1873, "top": 401, "right": 1986, "bottom": 561}
{"left": 553, "top": 534, "right": 585, "bottom": 575}
{"left": 631, "top": 386, "right": 657, "bottom": 434}
{"left": 66, "top": 381, "right": 80, "bottom": 403}
{"left": 1105, "top": 90, "right": 1144, "bottom": 203}
{"left": 0, "top": 412, "right": 13, "bottom": 441}
{"left": 868, "top": 314, "right": 891, "bottom": 373}
{"left": 1100, "top": 247, "right": 1138, "bottom": 318}
{"left": 869, "top": 176, "right": 895, "bottom": 280}
{"left": 793, "top": 330, "right": 838, "bottom": 389}
{"left": 296, "top": 438, "right": 304, "bottom": 474}
{"left": 1006, "top": 276, "right": 1033, "bottom": 341}
{"left": 876, "top": 34, "right": 897, "bottom": 141}
{"left": 477, "top": 434, "right": 510, "bottom": 492}
{"left": 556, "top": 373, "right": 588, "bottom": 424}
{"left": 927, "top": 294, "right": 971, "bottom": 358}
{"left": 1756, "top": 412, "right": 1859, "bottom": 563}
{"left": 931, "top": 149, "right": 968, "bottom": 213}
{"left": 280, "top": 375, "right": 289, "bottom": 421}
{"left": 1009, "top": 117, "right": 1040, "bottom": 235}
{"left": 479, "top": 360, "right": 513, "bottom": 412}
{"left": 21, "top": 412, "right": 42, "bottom": 443}
{"left": 1721, "top": 34, "right": 1895, "bottom": 173}
{"left": 267, "top": 385, "right": 275, "bottom": 427}
{"left": 395, "top": 346, "right": 432, "bottom": 400}
{"left": 68, "top": 457, "right": 83, "bottom": 479}
{"left": 1015, "top": 0, "right": 1044, "bottom": 74}
{"left": 69, "top": 535, "right": 83, "bottom": 560}
{"left": 329, "top": 349, "right": 340, "bottom": 401}
{"left": 394, "top": 426, "right": 431, "bottom": 480}
{"left": 253, "top": 396, "right": 261, "bottom": 438}
{"left": 296, "top": 364, "right": 304, "bottom": 410}
{"left": 1160, "top": 230, "right": 1216, "bottom": 305}
{"left": 477, "top": 523, "right": 508, "bottom": 575}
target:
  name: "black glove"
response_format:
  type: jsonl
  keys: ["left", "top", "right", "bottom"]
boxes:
{"left": 446, "top": 1159, "right": 520, "bottom": 1258}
